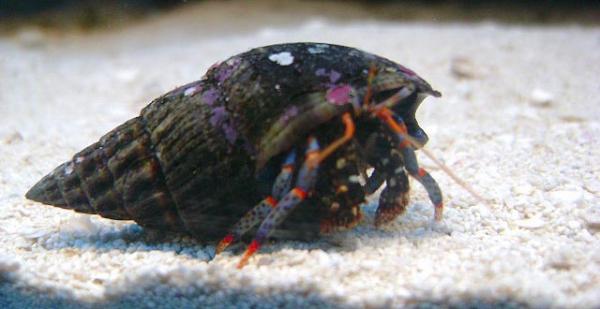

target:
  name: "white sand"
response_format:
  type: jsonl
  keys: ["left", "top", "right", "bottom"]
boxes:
{"left": 1, "top": 2, "right": 600, "bottom": 308}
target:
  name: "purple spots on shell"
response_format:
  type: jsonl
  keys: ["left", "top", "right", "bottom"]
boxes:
{"left": 210, "top": 107, "right": 228, "bottom": 126}
{"left": 202, "top": 88, "right": 219, "bottom": 106}
{"left": 209, "top": 106, "right": 239, "bottom": 145}
{"left": 281, "top": 106, "right": 299, "bottom": 122}
{"left": 329, "top": 71, "right": 341, "bottom": 84}
{"left": 216, "top": 58, "right": 241, "bottom": 83}
{"left": 222, "top": 123, "right": 238, "bottom": 144}
{"left": 326, "top": 84, "right": 353, "bottom": 105}
{"left": 315, "top": 68, "right": 341, "bottom": 85}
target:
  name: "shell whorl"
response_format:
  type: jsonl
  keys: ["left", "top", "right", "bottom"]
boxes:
{"left": 26, "top": 116, "right": 186, "bottom": 231}
{"left": 26, "top": 80, "right": 261, "bottom": 240}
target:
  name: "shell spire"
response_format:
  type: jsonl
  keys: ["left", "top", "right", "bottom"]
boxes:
{"left": 26, "top": 165, "right": 69, "bottom": 207}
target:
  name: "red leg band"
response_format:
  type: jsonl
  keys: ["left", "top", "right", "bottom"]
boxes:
{"left": 292, "top": 188, "right": 308, "bottom": 200}
{"left": 265, "top": 196, "right": 278, "bottom": 208}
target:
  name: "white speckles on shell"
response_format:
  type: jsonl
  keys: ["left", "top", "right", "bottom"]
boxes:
{"left": 183, "top": 85, "right": 201, "bottom": 97}
{"left": 307, "top": 43, "right": 329, "bottom": 54}
{"left": 75, "top": 156, "right": 84, "bottom": 163}
{"left": 348, "top": 50, "right": 361, "bottom": 57}
{"left": 64, "top": 162, "right": 74, "bottom": 176}
{"left": 268, "top": 52, "right": 294, "bottom": 66}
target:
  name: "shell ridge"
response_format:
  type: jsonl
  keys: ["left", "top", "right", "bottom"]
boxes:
{"left": 97, "top": 133, "right": 133, "bottom": 219}
{"left": 149, "top": 110, "right": 203, "bottom": 174}
{"left": 58, "top": 162, "right": 95, "bottom": 213}
{"left": 55, "top": 163, "right": 77, "bottom": 210}
{"left": 138, "top": 113, "right": 187, "bottom": 231}
{"left": 70, "top": 141, "right": 129, "bottom": 219}
{"left": 70, "top": 151, "right": 99, "bottom": 214}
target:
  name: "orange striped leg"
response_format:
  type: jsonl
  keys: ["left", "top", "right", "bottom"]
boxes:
{"left": 215, "top": 152, "right": 296, "bottom": 255}
{"left": 237, "top": 138, "right": 319, "bottom": 268}
{"left": 238, "top": 114, "right": 356, "bottom": 268}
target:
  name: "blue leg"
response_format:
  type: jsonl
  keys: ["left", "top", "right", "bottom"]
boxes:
{"left": 215, "top": 151, "right": 296, "bottom": 254}
{"left": 237, "top": 138, "right": 320, "bottom": 268}
{"left": 237, "top": 113, "right": 356, "bottom": 268}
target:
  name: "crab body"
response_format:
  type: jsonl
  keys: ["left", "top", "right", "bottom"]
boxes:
{"left": 26, "top": 43, "right": 443, "bottom": 265}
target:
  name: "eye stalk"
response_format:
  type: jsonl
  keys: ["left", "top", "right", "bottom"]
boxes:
{"left": 360, "top": 66, "right": 441, "bottom": 120}
{"left": 364, "top": 85, "right": 415, "bottom": 113}
{"left": 364, "top": 85, "right": 434, "bottom": 149}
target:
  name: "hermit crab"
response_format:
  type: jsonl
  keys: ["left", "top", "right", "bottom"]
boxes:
{"left": 27, "top": 43, "right": 445, "bottom": 268}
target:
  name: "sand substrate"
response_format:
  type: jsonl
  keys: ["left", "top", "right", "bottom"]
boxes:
{"left": 1, "top": 4, "right": 599, "bottom": 308}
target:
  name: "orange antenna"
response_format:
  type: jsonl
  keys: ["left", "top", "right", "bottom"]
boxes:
{"left": 363, "top": 64, "right": 378, "bottom": 108}
{"left": 403, "top": 133, "right": 488, "bottom": 203}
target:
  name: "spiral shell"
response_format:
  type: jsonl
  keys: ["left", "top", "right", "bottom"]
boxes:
{"left": 26, "top": 42, "right": 441, "bottom": 241}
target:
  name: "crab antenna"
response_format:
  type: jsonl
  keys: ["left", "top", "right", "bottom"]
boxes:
{"left": 402, "top": 133, "right": 488, "bottom": 204}
{"left": 363, "top": 64, "right": 378, "bottom": 108}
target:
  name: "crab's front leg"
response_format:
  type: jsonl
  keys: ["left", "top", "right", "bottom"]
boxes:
{"left": 237, "top": 113, "right": 356, "bottom": 268}
{"left": 236, "top": 137, "right": 320, "bottom": 268}
{"left": 215, "top": 151, "right": 297, "bottom": 255}
{"left": 376, "top": 107, "right": 444, "bottom": 221}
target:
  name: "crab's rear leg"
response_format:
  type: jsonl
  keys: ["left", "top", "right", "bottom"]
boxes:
{"left": 362, "top": 130, "right": 411, "bottom": 225}
{"left": 237, "top": 113, "right": 355, "bottom": 268}
{"left": 215, "top": 151, "right": 297, "bottom": 255}
{"left": 373, "top": 150, "right": 411, "bottom": 226}
{"left": 376, "top": 107, "right": 443, "bottom": 221}
{"left": 365, "top": 168, "right": 386, "bottom": 195}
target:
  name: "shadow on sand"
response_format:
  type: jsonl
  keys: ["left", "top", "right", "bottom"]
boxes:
{"left": 2, "top": 221, "right": 541, "bottom": 308}
{"left": 1, "top": 271, "right": 536, "bottom": 309}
